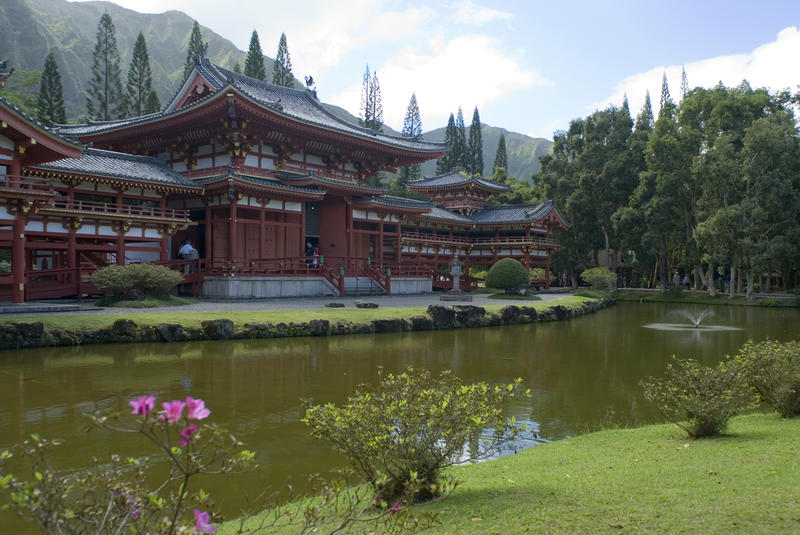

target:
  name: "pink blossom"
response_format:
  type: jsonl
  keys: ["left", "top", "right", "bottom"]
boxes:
{"left": 160, "top": 400, "right": 185, "bottom": 424}
{"left": 194, "top": 509, "right": 215, "bottom": 533}
{"left": 186, "top": 397, "right": 211, "bottom": 420}
{"left": 131, "top": 508, "right": 140, "bottom": 519}
{"left": 390, "top": 502, "right": 401, "bottom": 515}
{"left": 129, "top": 396, "right": 155, "bottom": 417}
{"left": 179, "top": 424, "right": 198, "bottom": 447}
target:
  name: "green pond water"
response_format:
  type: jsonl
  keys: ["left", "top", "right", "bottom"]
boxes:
{"left": 1, "top": 302, "right": 798, "bottom": 531}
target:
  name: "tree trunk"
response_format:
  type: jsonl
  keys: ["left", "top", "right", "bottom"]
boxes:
{"left": 701, "top": 264, "right": 716, "bottom": 297}
{"left": 729, "top": 265, "right": 736, "bottom": 299}
{"left": 746, "top": 270, "right": 755, "bottom": 302}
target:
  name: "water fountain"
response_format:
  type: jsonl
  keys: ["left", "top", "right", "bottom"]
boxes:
{"left": 643, "top": 308, "right": 740, "bottom": 332}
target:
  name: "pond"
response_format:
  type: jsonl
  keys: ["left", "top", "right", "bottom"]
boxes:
{"left": 1, "top": 302, "right": 798, "bottom": 531}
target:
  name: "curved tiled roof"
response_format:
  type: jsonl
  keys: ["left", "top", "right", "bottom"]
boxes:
{"left": 409, "top": 169, "right": 510, "bottom": 192}
{"left": 420, "top": 206, "right": 473, "bottom": 224}
{"left": 469, "top": 200, "right": 560, "bottom": 224}
{"left": 197, "top": 172, "right": 326, "bottom": 196}
{"left": 277, "top": 170, "right": 387, "bottom": 193}
{"left": 0, "top": 97, "right": 84, "bottom": 150}
{"left": 32, "top": 148, "right": 199, "bottom": 188}
{"left": 53, "top": 59, "right": 447, "bottom": 155}
{"left": 352, "top": 195, "right": 434, "bottom": 210}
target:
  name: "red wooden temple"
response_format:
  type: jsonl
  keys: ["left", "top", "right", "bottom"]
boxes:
{"left": 1, "top": 58, "right": 566, "bottom": 303}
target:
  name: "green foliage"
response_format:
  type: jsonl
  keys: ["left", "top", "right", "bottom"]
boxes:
{"left": 183, "top": 21, "right": 205, "bottom": 79}
{"left": 573, "top": 289, "right": 610, "bottom": 299}
{"left": 303, "top": 368, "right": 528, "bottom": 503}
{"left": 0, "top": 260, "right": 10, "bottom": 273}
{"left": 454, "top": 107, "right": 467, "bottom": 168}
{"left": 36, "top": 50, "right": 66, "bottom": 124}
{"left": 244, "top": 29, "right": 266, "bottom": 81}
{"left": 86, "top": 12, "right": 126, "bottom": 120}
{"left": 493, "top": 132, "right": 507, "bottom": 172}
{"left": 126, "top": 33, "right": 153, "bottom": 117}
{"left": 732, "top": 340, "right": 800, "bottom": 418}
{"left": 436, "top": 113, "right": 458, "bottom": 174}
{"left": 0, "top": 69, "right": 40, "bottom": 113}
{"left": 640, "top": 357, "right": 753, "bottom": 438}
{"left": 90, "top": 263, "right": 183, "bottom": 298}
{"left": 144, "top": 89, "right": 161, "bottom": 114}
{"left": 396, "top": 93, "right": 423, "bottom": 190}
{"left": 468, "top": 106, "right": 484, "bottom": 176}
{"left": 580, "top": 267, "right": 617, "bottom": 290}
{"left": 485, "top": 258, "right": 530, "bottom": 292}
{"left": 271, "top": 33, "right": 293, "bottom": 88}
{"left": 359, "top": 64, "right": 383, "bottom": 132}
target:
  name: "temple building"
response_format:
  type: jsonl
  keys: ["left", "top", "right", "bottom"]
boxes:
{"left": 1, "top": 58, "right": 566, "bottom": 303}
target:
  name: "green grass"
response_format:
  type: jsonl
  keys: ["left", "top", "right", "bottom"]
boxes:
{"left": 613, "top": 289, "right": 799, "bottom": 308}
{"left": 95, "top": 295, "right": 196, "bottom": 308}
{"left": 486, "top": 292, "right": 542, "bottom": 301}
{"left": 223, "top": 413, "right": 800, "bottom": 534}
{"left": 0, "top": 296, "right": 593, "bottom": 331}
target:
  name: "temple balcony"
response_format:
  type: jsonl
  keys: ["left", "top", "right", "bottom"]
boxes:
{"left": 400, "top": 231, "right": 560, "bottom": 250}
{"left": 39, "top": 199, "right": 190, "bottom": 224}
{"left": 0, "top": 175, "right": 55, "bottom": 201}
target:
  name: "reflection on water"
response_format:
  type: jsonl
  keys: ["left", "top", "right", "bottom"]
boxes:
{"left": 0, "top": 302, "right": 798, "bottom": 531}
{"left": 642, "top": 323, "right": 741, "bottom": 332}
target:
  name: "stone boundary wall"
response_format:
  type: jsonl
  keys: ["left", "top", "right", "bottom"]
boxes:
{"left": 0, "top": 299, "right": 613, "bottom": 350}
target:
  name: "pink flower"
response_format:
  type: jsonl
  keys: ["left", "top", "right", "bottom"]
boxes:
{"left": 390, "top": 502, "right": 401, "bottom": 515}
{"left": 160, "top": 400, "right": 185, "bottom": 424}
{"left": 186, "top": 397, "right": 211, "bottom": 421}
{"left": 179, "top": 424, "right": 198, "bottom": 447}
{"left": 129, "top": 396, "right": 156, "bottom": 417}
{"left": 131, "top": 508, "right": 140, "bottom": 519}
{"left": 194, "top": 509, "right": 215, "bottom": 533}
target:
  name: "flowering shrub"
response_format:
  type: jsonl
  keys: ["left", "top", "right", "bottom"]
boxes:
{"left": 640, "top": 357, "right": 754, "bottom": 438}
{"left": 303, "top": 367, "right": 530, "bottom": 503}
{"left": 732, "top": 339, "right": 800, "bottom": 417}
{"left": 1, "top": 394, "right": 439, "bottom": 535}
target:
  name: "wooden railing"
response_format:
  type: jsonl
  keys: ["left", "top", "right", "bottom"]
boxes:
{"left": 0, "top": 175, "right": 54, "bottom": 195}
{"left": 401, "top": 231, "right": 560, "bottom": 249}
{"left": 47, "top": 199, "right": 189, "bottom": 219}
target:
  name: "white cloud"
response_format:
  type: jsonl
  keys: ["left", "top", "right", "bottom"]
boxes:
{"left": 330, "top": 34, "right": 546, "bottom": 131}
{"left": 591, "top": 26, "right": 800, "bottom": 117}
{"left": 452, "top": 0, "right": 513, "bottom": 25}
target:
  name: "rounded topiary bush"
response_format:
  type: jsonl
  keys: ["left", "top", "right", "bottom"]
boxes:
{"left": 485, "top": 258, "right": 529, "bottom": 293}
{"left": 90, "top": 263, "right": 184, "bottom": 299}
{"left": 580, "top": 267, "right": 617, "bottom": 290}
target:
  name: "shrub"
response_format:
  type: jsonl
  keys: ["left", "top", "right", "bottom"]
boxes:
{"left": 640, "top": 357, "right": 753, "bottom": 438}
{"left": 303, "top": 368, "right": 529, "bottom": 503}
{"left": 579, "top": 267, "right": 616, "bottom": 290}
{"left": 90, "top": 263, "right": 183, "bottom": 299}
{"left": 0, "top": 259, "right": 10, "bottom": 273}
{"left": 485, "top": 258, "right": 529, "bottom": 294}
{"left": 733, "top": 340, "right": 800, "bottom": 418}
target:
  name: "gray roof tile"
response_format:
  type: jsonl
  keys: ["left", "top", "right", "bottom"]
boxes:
{"left": 33, "top": 148, "right": 199, "bottom": 188}
{"left": 410, "top": 169, "right": 510, "bottom": 192}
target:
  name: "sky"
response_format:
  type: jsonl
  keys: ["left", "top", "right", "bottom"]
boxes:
{"left": 74, "top": 0, "right": 800, "bottom": 140}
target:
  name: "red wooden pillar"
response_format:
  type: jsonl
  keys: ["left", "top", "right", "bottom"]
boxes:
{"left": 116, "top": 233, "right": 125, "bottom": 265}
{"left": 67, "top": 230, "right": 77, "bottom": 269}
{"left": 205, "top": 204, "right": 213, "bottom": 262}
{"left": 12, "top": 213, "right": 26, "bottom": 303}
{"left": 258, "top": 205, "right": 265, "bottom": 259}
{"left": 159, "top": 197, "right": 168, "bottom": 261}
{"left": 396, "top": 217, "right": 402, "bottom": 262}
{"left": 378, "top": 217, "right": 384, "bottom": 262}
{"left": 228, "top": 200, "right": 237, "bottom": 264}
{"left": 346, "top": 200, "right": 353, "bottom": 257}
{"left": 545, "top": 253, "right": 551, "bottom": 289}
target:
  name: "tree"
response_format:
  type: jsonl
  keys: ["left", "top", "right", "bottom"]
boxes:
{"left": 244, "top": 30, "right": 266, "bottom": 81}
{"left": 396, "top": 93, "right": 423, "bottom": 191}
{"left": 680, "top": 66, "right": 689, "bottom": 101}
{"left": 436, "top": 113, "right": 458, "bottom": 174}
{"left": 359, "top": 65, "right": 383, "bottom": 132}
{"left": 659, "top": 72, "right": 671, "bottom": 115}
{"left": 468, "top": 106, "right": 484, "bottom": 176}
{"left": 454, "top": 107, "right": 467, "bottom": 168}
{"left": 126, "top": 33, "right": 154, "bottom": 118}
{"left": 183, "top": 21, "right": 205, "bottom": 79}
{"left": 144, "top": 90, "right": 161, "bottom": 114}
{"left": 232, "top": 62, "right": 242, "bottom": 74}
{"left": 493, "top": 133, "right": 507, "bottom": 172}
{"left": 36, "top": 50, "right": 66, "bottom": 124}
{"left": 271, "top": 33, "right": 294, "bottom": 87}
{"left": 86, "top": 13, "right": 126, "bottom": 121}
{"left": 0, "top": 70, "right": 40, "bottom": 113}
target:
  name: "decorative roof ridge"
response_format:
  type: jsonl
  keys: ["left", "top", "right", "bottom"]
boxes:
{"left": 353, "top": 194, "right": 434, "bottom": 208}
{"left": 78, "top": 147, "right": 168, "bottom": 165}
{"left": 0, "top": 96, "right": 84, "bottom": 148}
{"left": 277, "top": 170, "right": 387, "bottom": 191}
{"left": 199, "top": 171, "right": 326, "bottom": 195}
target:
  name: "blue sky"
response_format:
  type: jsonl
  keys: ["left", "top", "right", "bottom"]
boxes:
{"left": 75, "top": 0, "right": 800, "bottom": 140}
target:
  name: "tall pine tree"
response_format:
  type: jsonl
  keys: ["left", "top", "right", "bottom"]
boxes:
{"left": 659, "top": 72, "right": 671, "bottom": 115}
{"left": 86, "top": 13, "right": 126, "bottom": 121}
{"left": 493, "top": 132, "right": 507, "bottom": 173}
{"left": 126, "top": 33, "right": 154, "bottom": 118}
{"left": 183, "top": 22, "right": 205, "bottom": 79}
{"left": 359, "top": 65, "right": 383, "bottom": 132}
{"left": 397, "top": 93, "right": 423, "bottom": 188}
{"left": 467, "top": 106, "right": 483, "bottom": 176}
{"left": 454, "top": 107, "right": 467, "bottom": 168}
{"left": 272, "top": 33, "right": 294, "bottom": 87}
{"left": 680, "top": 66, "right": 689, "bottom": 101}
{"left": 36, "top": 50, "right": 66, "bottom": 124}
{"left": 244, "top": 30, "right": 266, "bottom": 80}
{"left": 436, "top": 113, "right": 458, "bottom": 174}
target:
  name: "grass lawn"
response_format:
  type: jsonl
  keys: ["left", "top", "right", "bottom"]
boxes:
{"left": 95, "top": 295, "right": 196, "bottom": 308}
{"left": 613, "top": 289, "right": 798, "bottom": 308}
{"left": 0, "top": 296, "right": 592, "bottom": 331}
{"left": 223, "top": 413, "right": 800, "bottom": 534}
